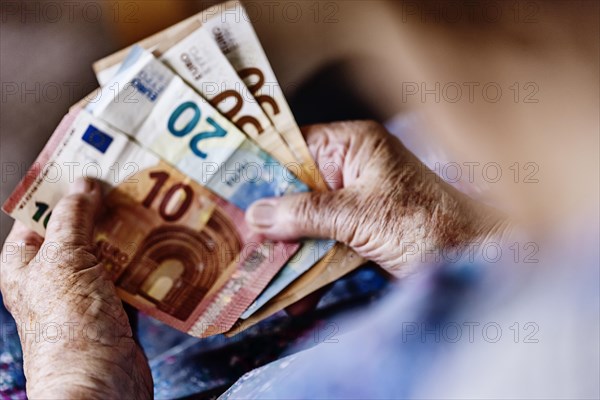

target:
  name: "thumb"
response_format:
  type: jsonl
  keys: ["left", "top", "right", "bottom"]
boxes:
{"left": 245, "top": 190, "right": 358, "bottom": 242}
{"left": 45, "top": 178, "right": 102, "bottom": 247}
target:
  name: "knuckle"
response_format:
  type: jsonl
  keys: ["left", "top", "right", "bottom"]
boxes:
{"left": 291, "top": 191, "right": 363, "bottom": 241}
{"left": 60, "top": 193, "right": 92, "bottom": 214}
{"left": 357, "top": 119, "right": 384, "bottom": 132}
{"left": 290, "top": 192, "right": 333, "bottom": 236}
{"left": 334, "top": 190, "right": 365, "bottom": 243}
{"left": 58, "top": 246, "right": 97, "bottom": 269}
{"left": 48, "top": 194, "right": 93, "bottom": 235}
{"left": 290, "top": 193, "right": 319, "bottom": 227}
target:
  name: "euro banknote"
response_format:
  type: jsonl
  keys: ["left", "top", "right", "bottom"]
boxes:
{"left": 94, "top": 24, "right": 300, "bottom": 178}
{"left": 93, "top": 16, "right": 204, "bottom": 85}
{"left": 92, "top": 3, "right": 325, "bottom": 191}
{"left": 87, "top": 48, "right": 308, "bottom": 209}
{"left": 200, "top": 1, "right": 328, "bottom": 191}
{"left": 199, "top": 2, "right": 369, "bottom": 326}
{"left": 2, "top": 109, "right": 296, "bottom": 336}
{"left": 199, "top": 3, "right": 370, "bottom": 322}
{"left": 241, "top": 240, "right": 333, "bottom": 319}
{"left": 161, "top": 26, "right": 300, "bottom": 172}
{"left": 87, "top": 47, "right": 336, "bottom": 314}
{"left": 228, "top": 244, "right": 364, "bottom": 335}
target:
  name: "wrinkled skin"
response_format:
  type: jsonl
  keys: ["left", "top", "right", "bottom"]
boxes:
{"left": 247, "top": 121, "right": 507, "bottom": 275}
{"left": 0, "top": 121, "right": 505, "bottom": 397}
{"left": 0, "top": 179, "right": 152, "bottom": 398}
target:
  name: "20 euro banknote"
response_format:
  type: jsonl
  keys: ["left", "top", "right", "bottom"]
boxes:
{"left": 87, "top": 48, "right": 308, "bottom": 209}
{"left": 200, "top": 1, "right": 327, "bottom": 191}
{"left": 94, "top": 23, "right": 300, "bottom": 176}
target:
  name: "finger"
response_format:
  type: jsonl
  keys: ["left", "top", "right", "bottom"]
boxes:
{"left": 301, "top": 124, "right": 352, "bottom": 190}
{"left": 245, "top": 189, "right": 359, "bottom": 243}
{"left": 45, "top": 178, "right": 102, "bottom": 248}
{"left": 301, "top": 121, "right": 385, "bottom": 190}
{"left": 1, "top": 221, "right": 44, "bottom": 271}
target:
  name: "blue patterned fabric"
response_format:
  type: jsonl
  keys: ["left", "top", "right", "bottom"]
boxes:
{"left": 0, "top": 297, "right": 26, "bottom": 399}
{"left": 0, "top": 265, "right": 390, "bottom": 398}
{"left": 220, "top": 262, "right": 482, "bottom": 399}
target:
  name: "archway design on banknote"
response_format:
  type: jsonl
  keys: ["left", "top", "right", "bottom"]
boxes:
{"left": 116, "top": 208, "right": 242, "bottom": 321}
{"left": 105, "top": 203, "right": 241, "bottom": 321}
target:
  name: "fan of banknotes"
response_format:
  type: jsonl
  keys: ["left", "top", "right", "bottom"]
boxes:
{"left": 2, "top": 1, "right": 364, "bottom": 337}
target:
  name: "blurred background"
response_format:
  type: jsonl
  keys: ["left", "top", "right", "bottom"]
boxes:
{"left": 1, "top": 0, "right": 598, "bottom": 398}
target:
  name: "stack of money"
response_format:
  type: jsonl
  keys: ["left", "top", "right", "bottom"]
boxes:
{"left": 2, "top": 0, "right": 364, "bottom": 338}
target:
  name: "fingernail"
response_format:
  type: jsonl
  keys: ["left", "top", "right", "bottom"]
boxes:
{"left": 247, "top": 201, "right": 276, "bottom": 228}
{"left": 70, "top": 178, "right": 95, "bottom": 194}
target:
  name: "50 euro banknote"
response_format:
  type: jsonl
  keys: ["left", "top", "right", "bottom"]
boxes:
{"left": 92, "top": 1, "right": 327, "bottom": 191}
{"left": 199, "top": 1, "right": 327, "bottom": 191}
{"left": 200, "top": 1, "right": 368, "bottom": 327}
{"left": 1, "top": 109, "right": 298, "bottom": 337}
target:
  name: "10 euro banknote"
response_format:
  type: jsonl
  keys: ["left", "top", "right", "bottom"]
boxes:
{"left": 2, "top": 109, "right": 297, "bottom": 337}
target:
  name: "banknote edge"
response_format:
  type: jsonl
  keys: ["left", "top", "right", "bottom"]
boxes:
{"left": 187, "top": 240, "right": 300, "bottom": 336}
{"left": 224, "top": 245, "right": 366, "bottom": 337}
{"left": 2, "top": 109, "right": 81, "bottom": 215}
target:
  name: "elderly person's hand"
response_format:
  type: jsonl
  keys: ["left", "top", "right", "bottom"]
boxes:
{"left": 0, "top": 179, "right": 152, "bottom": 398}
{"left": 247, "top": 121, "right": 507, "bottom": 274}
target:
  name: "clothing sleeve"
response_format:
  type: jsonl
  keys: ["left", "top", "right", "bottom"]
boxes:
{"left": 220, "top": 262, "right": 483, "bottom": 399}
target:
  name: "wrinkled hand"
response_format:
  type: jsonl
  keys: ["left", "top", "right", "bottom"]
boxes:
{"left": 0, "top": 179, "right": 152, "bottom": 398}
{"left": 247, "top": 121, "right": 505, "bottom": 275}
